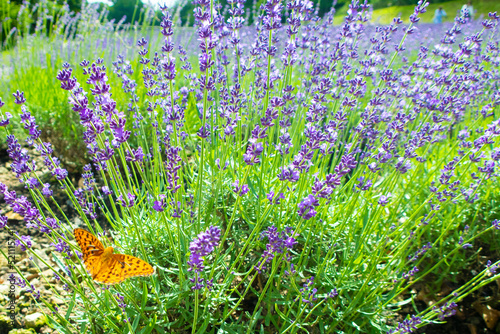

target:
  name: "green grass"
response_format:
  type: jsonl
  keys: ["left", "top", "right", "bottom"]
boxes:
{"left": 372, "top": 0, "right": 500, "bottom": 24}
{"left": 334, "top": 0, "right": 500, "bottom": 25}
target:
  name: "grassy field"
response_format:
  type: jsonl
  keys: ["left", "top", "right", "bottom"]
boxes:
{"left": 334, "top": 0, "right": 500, "bottom": 25}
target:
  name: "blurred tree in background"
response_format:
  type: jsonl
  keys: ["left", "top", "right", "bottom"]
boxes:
{"left": 1, "top": 0, "right": 82, "bottom": 45}
{"left": 66, "top": 0, "right": 83, "bottom": 12}
{"left": 108, "top": 0, "right": 144, "bottom": 24}
{"left": 174, "top": 0, "right": 347, "bottom": 27}
{"left": 0, "top": 0, "right": 475, "bottom": 44}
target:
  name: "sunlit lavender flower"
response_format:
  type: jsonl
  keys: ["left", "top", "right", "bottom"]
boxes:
{"left": 0, "top": 216, "right": 7, "bottom": 229}
{"left": 232, "top": 179, "right": 249, "bottom": 197}
{"left": 297, "top": 194, "right": 319, "bottom": 220}
{"left": 101, "top": 186, "right": 113, "bottom": 196}
{"left": 187, "top": 226, "right": 221, "bottom": 290}
{"left": 19, "top": 105, "right": 41, "bottom": 145}
{"left": 266, "top": 191, "right": 285, "bottom": 205}
{"left": 39, "top": 217, "right": 59, "bottom": 234}
{"left": 41, "top": 183, "right": 53, "bottom": 197}
{"left": 51, "top": 238, "right": 72, "bottom": 257}
{"left": 243, "top": 140, "right": 264, "bottom": 165}
{"left": 15, "top": 235, "right": 32, "bottom": 251}
{"left": 117, "top": 193, "right": 136, "bottom": 207}
{"left": 153, "top": 195, "right": 167, "bottom": 212}
{"left": 6, "top": 135, "right": 35, "bottom": 178}
{"left": 378, "top": 193, "right": 391, "bottom": 206}
{"left": 255, "top": 225, "right": 297, "bottom": 273}
{"left": 13, "top": 90, "right": 27, "bottom": 104}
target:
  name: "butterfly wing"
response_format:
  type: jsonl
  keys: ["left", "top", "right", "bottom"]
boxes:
{"left": 93, "top": 254, "right": 154, "bottom": 285}
{"left": 74, "top": 228, "right": 105, "bottom": 276}
{"left": 84, "top": 256, "right": 103, "bottom": 277}
{"left": 74, "top": 228, "right": 105, "bottom": 260}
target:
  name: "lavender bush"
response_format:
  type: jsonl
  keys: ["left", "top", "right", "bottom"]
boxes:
{"left": 1, "top": 0, "right": 500, "bottom": 332}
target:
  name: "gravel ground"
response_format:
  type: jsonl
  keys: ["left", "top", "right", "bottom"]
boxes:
{"left": 0, "top": 144, "right": 78, "bottom": 334}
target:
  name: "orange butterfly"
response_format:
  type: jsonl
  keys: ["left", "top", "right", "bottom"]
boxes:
{"left": 74, "top": 228, "right": 154, "bottom": 285}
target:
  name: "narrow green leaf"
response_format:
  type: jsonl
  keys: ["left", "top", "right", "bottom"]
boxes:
{"left": 142, "top": 282, "right": 148, "bottom": 309}
{"left": 65, "top": 294, "right": 76, "bottom": 322}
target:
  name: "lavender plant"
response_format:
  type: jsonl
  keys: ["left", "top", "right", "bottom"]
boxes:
{"left": 1, "top": 0, "right": 500, "bottom": 333}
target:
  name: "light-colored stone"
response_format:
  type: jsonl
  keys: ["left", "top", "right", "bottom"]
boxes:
{"left": 32, "top": 250, "right": 50, "bottom": 270}
{"left": 40, "top": 269, "right": 54, "bottom": 278}
{"left": 24, "top": 312, "right": 46, "bottom": 330}
{"left": 0, "top": 249, "right": 8, "bottom": 267}
{"left": 0, "top": 283, "right": 10, "bottom": 295}
{"left": 15, "top": 259, "right": 27, "bottom": 266}
{"left": 8, "top": 329, "right": 36, "bottom": 334}
{"left": 49, "top": 296, "right": 65, "bottom": 305}
{"left": 5, "top": 211, "right": 23, "bottom": 221}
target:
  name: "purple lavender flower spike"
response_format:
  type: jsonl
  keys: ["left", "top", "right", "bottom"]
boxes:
{"left": 295, "top": 276, "right": 318, "bottom": 307}
{"left": 255, "top": 226, "right": 297, "bottom": 272}
{"left": 0, "top": 97, "right": 12, "bottom": 127}
{"left": 378, "top": 193, "right": 391, "bottom": 206}
{"left": 298, "top": 194, "right": 319, "bottom": 220}
{"left": 486, "top": 260, "right": 499, "bottom": 274}
{"left": 433, "top": 302, "right": 458, "bottom": 321}
{"left": 117, "top": 192, "right": 136, "bottom": 208}
{"left": 387, "top": 315, "right": 422, "bottom": 334}
{"left": 232, "top": 180, "right": 249, "bottom": 197}
{"left": 12, "top": 90, "right": 26, "bottom": 104}
{"left": 153, "top": 195, "right": 167, "bottom": 212}
{"left": 492, "top": 220, "right": 500, "bottom": 230}
{"left": 0, "top": 216, "right": 7, "bottom": 229}
{"left": 188, "top": 226, "right": 221, "bottom": 290}
{"left": 15, "top": 235, "right": 32, "bottom": 252}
